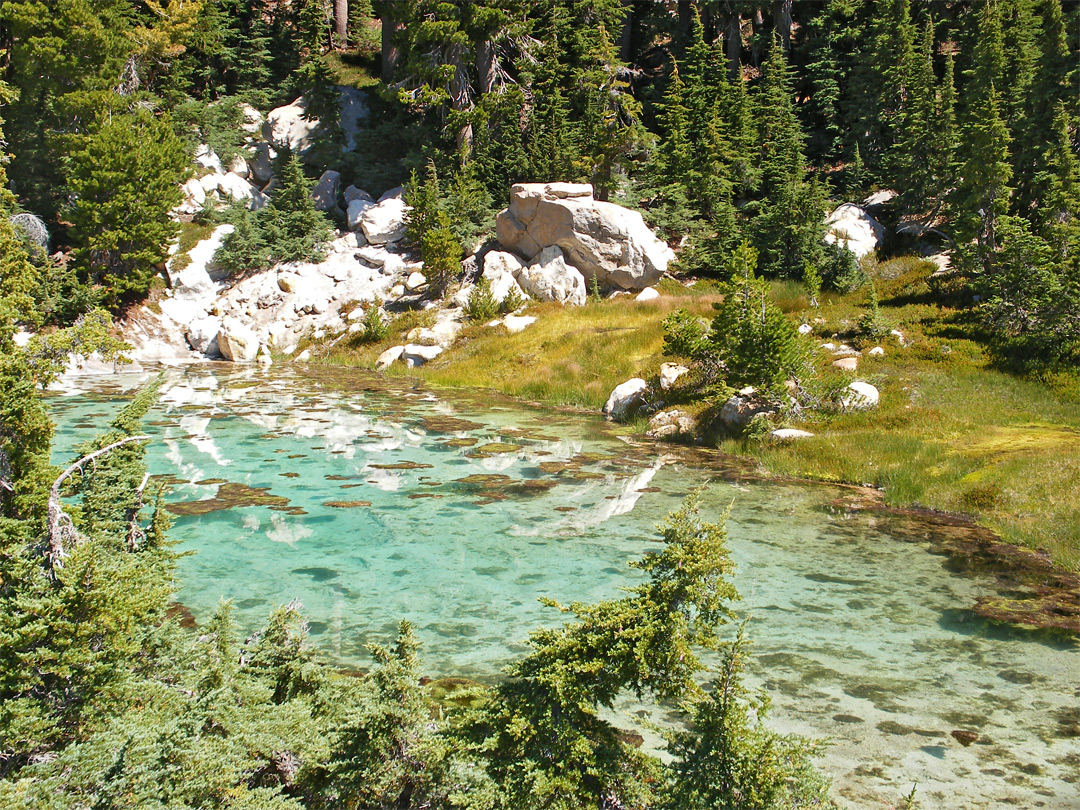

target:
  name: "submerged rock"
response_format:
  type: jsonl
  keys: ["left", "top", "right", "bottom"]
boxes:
{"left": 647, "top": 409, "right": 695, "bottom": 441}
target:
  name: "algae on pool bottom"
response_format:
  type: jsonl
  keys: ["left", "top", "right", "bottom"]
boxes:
{"left": 48, "top": 366, "right": 1080, "bottom": 810}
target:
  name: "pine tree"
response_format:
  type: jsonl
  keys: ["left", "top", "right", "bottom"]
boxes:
{"left": 262, "top": 151, "right": 332, "bottom": 264}
{"left": 892, "top": 19, "right": 940, "bottom": 215}
{"left": 951, "top": 1, "right": 1013, "bottom": 267}
{"left": 420, "top": 210, "right": 463, "bottom": 296}
{"left": 1031, "top": 102, "right": 1080, "bottom": 256}
{"left": 66, "top": 112, "right": 188, "bottom": 305}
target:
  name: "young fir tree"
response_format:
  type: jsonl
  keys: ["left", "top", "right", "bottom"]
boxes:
{"left": 262, "top": 151, "right": 332, "bottom": 264}
{"left": 66, "top": 112, "right": 188, "bottom": 304}
{"left": 951, "top": 0, "right": 1012, "bottom": 267}
{"left": 750, "top": 37, "right": 825, "bottom": 278}
{"left": 1031, "top": 102, "right": 1080, "bottom": 256}
{"left": 421, "top": 210, "right": 463, "bottom": 296}
{"left": 892, "top": 19, "right": 940, "bottom": 215}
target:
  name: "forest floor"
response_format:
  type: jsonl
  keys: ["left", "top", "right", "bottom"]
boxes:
{"left": 318, "top": 257, "right": 1080, "bottom": 573}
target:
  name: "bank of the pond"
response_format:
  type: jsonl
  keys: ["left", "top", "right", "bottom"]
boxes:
{"left": 316, "top": 261, "right": 1080, "bottom": 581}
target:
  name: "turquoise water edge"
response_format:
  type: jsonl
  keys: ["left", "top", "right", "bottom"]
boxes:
{"left": 48, "top": 366, "right": 1079, "bottom": 809}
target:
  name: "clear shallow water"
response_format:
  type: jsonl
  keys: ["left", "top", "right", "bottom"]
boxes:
{"left": 49, "top": 366, "right": 1079, "bottom": 809}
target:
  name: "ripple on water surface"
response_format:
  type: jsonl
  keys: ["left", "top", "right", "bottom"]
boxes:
{"left": 48, "top": 366, "right": 1080, "bottom": 810}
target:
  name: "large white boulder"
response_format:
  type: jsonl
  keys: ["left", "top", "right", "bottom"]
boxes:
{"left": 360, "top": 197, "right": 409, "bottom": 244}
{"left": 263, "top": 87, "right": 368, "bottom": 157}
{"left": 824, "top": 204, "right": 886, "bottom": 258}
{"left": 603, "top": 378, "right": 649, "bottom": 421}
{"left": 495, "top": 182, "right": 675, "bottom": 290}
{"left": 843, "top": 381, "right": 880, "bottom": 409}
{"left": 347, "top": 198, "right": 376, "bottom": 231}
{"left": 178, "top": 177, "right": 206, "bottom": 214}
{"left": 239, "top": 103, "right": 264, "bottom": 134}
{"left": 248, "top": 142, "right": 275, "bottom": 185}
{"left": 311, "top": 170, "right": 340, "bottom": 211}
{"left": 402, "top": 343, "right": 443, "bottom": 368}
{"left": 516, "top": 245, "right": 587, "bottom": 306}
{"left": 217, "top": 316, "right": 260, "bottom": 362}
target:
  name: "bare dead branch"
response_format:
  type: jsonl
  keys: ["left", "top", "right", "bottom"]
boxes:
{"left": 47, "top": 435, "right": 150, "bottom": 572}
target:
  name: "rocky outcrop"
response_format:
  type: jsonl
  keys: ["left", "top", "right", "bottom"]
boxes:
{"left": 495, "top": 183, "right": 675, "bottom": 291}
{"left": 824, "top": 204, "right": 885, "bottom": 258}
{"left": 516, "top": 245, "right": 587, "bottom": 306}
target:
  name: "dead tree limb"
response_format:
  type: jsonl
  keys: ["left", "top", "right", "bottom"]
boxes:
{"left": 47, "top": 435, "right": 150, "bottom": 571}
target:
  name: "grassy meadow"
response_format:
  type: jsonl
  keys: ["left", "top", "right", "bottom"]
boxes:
{"left": 318, "top": 260, "right": 1080, "bottom": 571}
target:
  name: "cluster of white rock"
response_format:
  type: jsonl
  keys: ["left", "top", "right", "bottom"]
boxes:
{"left": 175, "top": 88, "right": 370, "bottom": 219}
{"left": 125, "top": 222, "right": 417, "bottom": 365}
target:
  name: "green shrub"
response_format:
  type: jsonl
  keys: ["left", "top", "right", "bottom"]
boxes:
{"left": 420, "top": 210, "right": 462, "bottom": 296}
{"left": 359, "top": 305, "right": 389, "bottom": 343}
{"left": 465, "top": 274, "right": 499, "bottom": 322}
{"left": 501, "top": 283, "right": 526, "bottom": 314}
{"left": 858, "top": 280, "right": 893, "bottom": 339}
{"left": 215, "top": 206, "right": 269, "bottom": 276}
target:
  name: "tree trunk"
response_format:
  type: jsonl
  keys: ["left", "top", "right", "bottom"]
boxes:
{"left": 773, "top": 0, "right": 793, "bottom": 50}
{"left": 618, "top": 8, "right": 634, "bottom": 62}
{"left": 677, "top": 1, "right": 693, "bottom": 42}
{"left": 726, "top": 13, "right": 742, "bottom": 79}
{"left": 476, "top": 38, "right": 496, "bottom": 95}
{"left": 334, "top": 0, "right": 348, "bottom": 48}
{"left": 381, "top": 9, "right": 402, "bottom": 83}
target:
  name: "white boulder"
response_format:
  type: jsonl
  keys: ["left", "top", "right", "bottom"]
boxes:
{"left": 194, "top": 144, "right": 223, "bottom": 174}
{"left": 376, "top": 345, "right": 405, "bottom": 370}
{"left": 636, "top": 287, "right": 660, "bottom": 302}
{"left": 603, "top": 378, "right": 649, "bottom": 421}
{"left": 516, "top": 245, "right": 587, "bottom": 306}
{"left": 403, "top": 344, "right": 443, "bottom": 368}
{"left": 833, "top": 357, "right": 858, "bottom": 371}
{"left": 239, "top": 103, "right": 264, "bottom": 134}
{"left": 772, "top": 428, "right": 815, "bottom": 440}
{"left": 217, "top": 317, "right": 260, "bottom": 362}
{"left": 405, "top": 271, "right": 427, "bottom": 291}
{"left": 227, "top": 154, "right": 250, "bottom": 178}
{"left": 347, "top": 198, "right": 376, "bottom": 231}
{"left": 263, "top": 87, "right": 368, "bottom": 157}
{"left": 503, "top": 314, "right": 536, "bottom": 333}
{"left": 361, "top": 197, "right": 409, "bottom": 245}
{"left": 798, "top": 323, "right": 813, "bottom": 335}
{"left": 495, "top": 182, "right": 675, "bottom": 290}
{"left": 843, "top": 381, "right": 880, "bottom": 410}
{"left": 659, "top": 362, "right": 689, "bottom": 391}
{"left": 868, "top": 346, "right": 885, "bottom": 356}
{"left": 824, "top": 203, "right": 886, "bottom": 258}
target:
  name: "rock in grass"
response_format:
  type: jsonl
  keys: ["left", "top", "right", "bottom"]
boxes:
{"left": 798, "top": 323, "right": 813, "bottom": 335}
{"left": 718, "top": 396, "right": 775, "bottom": 431}
{"left": 843, "top": 381, "right": 879, "bottom": 409}
{"left": 833, "top": 356, "right": 858, "bottom": 371}
{"left": 772, "top": 428, "right": 814, "bottom": 440}
{"left": 603, "top": 378, "right": 648, "bottom": 421}
{"left": 647, "top": 409, "right": 695, "bottom": 440}
{"left": 376, "top": 345, "right": 405, "bottom": 370}
{"left": 868, "top": 346, "right": 885, "bottom": 356}
{"left": 659, "top": 362, "right": 688, "bottom": 391}
{"left": 503, "top": 315, "right": 536, "bottom": 333}
{"left": 403, "top": 344, "right": 443, "bottom": 368}
{"left": 636, "top": 286, "right": 660, "bottom": 302}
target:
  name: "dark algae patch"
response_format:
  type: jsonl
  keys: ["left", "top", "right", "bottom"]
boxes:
{"left": 167, "top": 482, "right": 291, "bottom": 516}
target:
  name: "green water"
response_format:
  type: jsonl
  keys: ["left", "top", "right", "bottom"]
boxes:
{"left": 49, "top": 366, "right": 1079, "bottom": 809}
